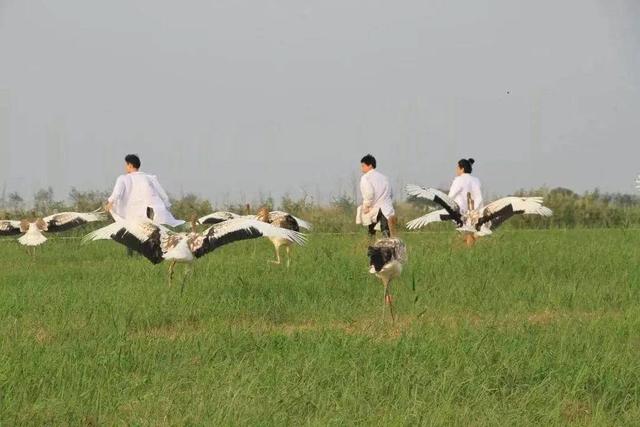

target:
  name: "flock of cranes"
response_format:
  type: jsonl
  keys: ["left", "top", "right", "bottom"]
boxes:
{"left": 83, "top": 211, "right": 307, "bottom": 290}
{"left": 17, "top": 176, "right": 638, "bottom": 321}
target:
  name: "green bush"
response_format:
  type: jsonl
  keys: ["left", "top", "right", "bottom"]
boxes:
{"left": 0, "top": 186, "right": 639, "bottom": 231}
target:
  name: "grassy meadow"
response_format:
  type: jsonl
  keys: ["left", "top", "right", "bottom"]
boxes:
{"left": 1, "top": 229, "right": 640, "bottom": 425}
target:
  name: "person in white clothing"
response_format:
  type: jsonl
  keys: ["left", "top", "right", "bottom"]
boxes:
{"left": 448, "top": 157, "right": 482, "bottom": 246}
{"left": 359, "top": 154, "right": 396, "bottom": 237}
{"left": 106, "top": 154, "right": 184, "bottom": 227}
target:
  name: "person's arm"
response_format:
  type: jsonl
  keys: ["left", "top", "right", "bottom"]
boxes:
{"left": 360, "top": 175, "right": 375, "bottom": 214}
{"left": 106, "top": 176, "right": 125, "bottom": 211}
{"left": 149, "top": 175, "right": 171, "bottom": 207}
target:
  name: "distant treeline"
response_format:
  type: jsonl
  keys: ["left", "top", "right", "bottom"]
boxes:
{"left": 1, "top": 186, "right": 639, "bottom": 232}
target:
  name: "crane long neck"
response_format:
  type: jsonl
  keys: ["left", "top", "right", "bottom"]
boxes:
{"left": 467, "top": 192, "right": 475, "bottom": 211}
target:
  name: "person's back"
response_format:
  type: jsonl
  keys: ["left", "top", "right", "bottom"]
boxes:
{"left": 362, "top": 169, "right": 393, "bottom": 214}
{"left": 470, "top": 175, "right": 482, "bottom": 208}
{"left": 107, "top": 154, "right": 183, "bottom": 227}
{"left": 449, "top": 173, "right": 482, "bottom": 213}
{"left": 127, "top": 172, "right": 164, "bottom": 207}
{"left": 359, "top": 154, "right": 396, "bottom": 237}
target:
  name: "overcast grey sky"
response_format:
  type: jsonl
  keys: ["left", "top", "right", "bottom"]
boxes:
{"left": 0, "top": 0, "right": 639, "bottom": 205}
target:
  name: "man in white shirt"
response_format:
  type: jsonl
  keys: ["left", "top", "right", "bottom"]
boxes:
{"left": 106, "top": 154, "right": 184, "bottom": 227}
{"left": 359, "top": 154, "right": 396, "bottom": 237}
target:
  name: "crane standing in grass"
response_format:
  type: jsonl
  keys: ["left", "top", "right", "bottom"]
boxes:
{"left": 255, "top": 208, "right": 311, "bottom": 268}
{"left": 368, "top": 238, "right": 407, "bottom": 322}
{"left": 198, "top": 208, "right": 312, "bottom": 268}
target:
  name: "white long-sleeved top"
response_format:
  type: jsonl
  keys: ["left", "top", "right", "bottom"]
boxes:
{"left": 108, "top": 171, "right": 184, "bottom": 227}
{"left": 448, "top": 173, "right": 483, "bottom": 214}
{"left": 360, "top": 169, "right": 395, "bottom": 218}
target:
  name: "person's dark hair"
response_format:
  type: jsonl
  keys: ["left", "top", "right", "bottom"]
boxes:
{"left": 458, "top": 158, "right": 475, "bottom": 173}
{"left": 361, "top": 154, "right": 377, "bottom": 169}
{"left": 125, "top": 154, "right": 141, "bottom": 169}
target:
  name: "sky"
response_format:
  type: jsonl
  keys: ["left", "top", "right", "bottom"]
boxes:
{"left": 0, "top": 0, "right": 639, "bottom": 206}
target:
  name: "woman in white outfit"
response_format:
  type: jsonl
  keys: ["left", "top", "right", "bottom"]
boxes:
{"left": 448, "top": 158, "right": 482, "bottom": 246}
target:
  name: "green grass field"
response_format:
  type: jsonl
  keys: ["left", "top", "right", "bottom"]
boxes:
{"left": 1, "top": 229, "right": 640, "bottom": 425}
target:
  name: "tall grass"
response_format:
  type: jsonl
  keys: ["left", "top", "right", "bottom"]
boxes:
{"left": 0, "top": 229, "right": 639, "bottom": 424}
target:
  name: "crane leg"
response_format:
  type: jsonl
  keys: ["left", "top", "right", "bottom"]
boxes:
{"left": 382, "top": 279, "right": 395, "bottom": 323}
{"left": 387, "top": 283, "right": 396, "bottom": 323}
{"left": 285, "top": 245, "right": 291, "bottom": 269}
{"left": 269, "top": 245, "right": 281, "bottom": 265}
{"left": 465, "top": 234, "right": 476, "bottom": 247}
{"left": 180, "top": 264, "right": 192, "bottom": 296}
{"left": 168, "top": 260, "right": 177, "bottom": 286}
